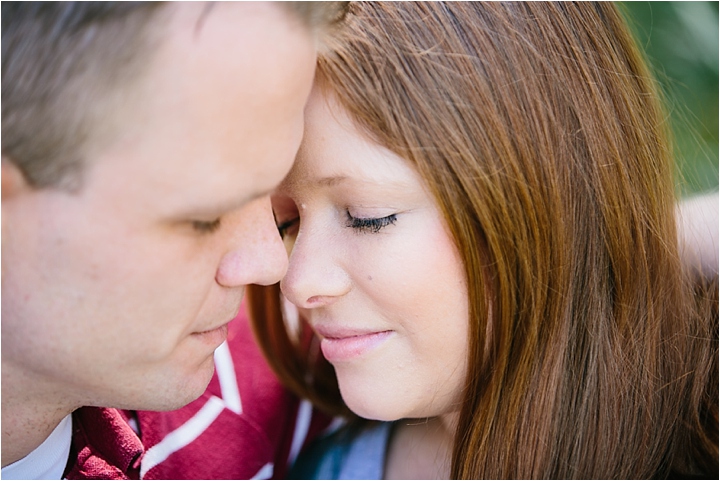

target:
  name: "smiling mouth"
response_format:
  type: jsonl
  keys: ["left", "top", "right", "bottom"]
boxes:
{"left": 320, "top": 330, "right": 392, "bottom": 362}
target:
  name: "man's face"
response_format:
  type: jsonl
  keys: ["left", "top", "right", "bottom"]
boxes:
{"left": 1, "top": 3, "right": 316, "bottom": 411}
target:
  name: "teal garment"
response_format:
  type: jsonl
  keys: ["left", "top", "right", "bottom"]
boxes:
{"left": 289, "top": 422, "right": 393, "bottom": 480}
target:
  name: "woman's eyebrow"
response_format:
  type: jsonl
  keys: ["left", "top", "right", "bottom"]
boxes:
{"left": 309, "top": 175, "right": 414, "bottom": 190}
{"left": 315, "top": 175, "right": 348, "bottom": 187}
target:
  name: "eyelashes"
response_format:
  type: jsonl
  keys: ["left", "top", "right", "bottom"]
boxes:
{"left": 192, "top": 218, "right": 222, "bottom": 234}
{"left": 346, "top": 212, "right": 397, "bottom": 233}
{"left": 277, "top": 217, "right": 299, "bottom": 239}
{"left": 276, "top": 211, "right": 397, "bottom": 238}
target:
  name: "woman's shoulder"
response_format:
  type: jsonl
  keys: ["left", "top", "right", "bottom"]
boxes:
{"left": 289, "top": 420, "right": 394, "bottom": 480}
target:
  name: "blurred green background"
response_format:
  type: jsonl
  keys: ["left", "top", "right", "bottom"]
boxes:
{"left": 620, "top": 1, "right": 718, "bottom": 196}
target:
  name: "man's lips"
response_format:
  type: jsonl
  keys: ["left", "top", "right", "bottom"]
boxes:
{"left": 314, "top": 325, "right": 393, "bottom": 362}
{"left": 191, "top": 303, "right": 243, "bottom": 344}
{"left": 191, "top": 322, "right": 230, "bottom": 347}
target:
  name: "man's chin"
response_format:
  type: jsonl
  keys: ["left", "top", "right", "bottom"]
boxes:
{"left": 130, "top": 362, "right": 216, "bottom": 412}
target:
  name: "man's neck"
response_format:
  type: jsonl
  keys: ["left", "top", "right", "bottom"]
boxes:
{"left": 1, "top": 367, "right": 77, "bottom": 467}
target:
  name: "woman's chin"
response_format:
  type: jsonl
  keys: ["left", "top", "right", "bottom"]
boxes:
{"left": 339, "top": 386, "right": 407, "bottom": 421}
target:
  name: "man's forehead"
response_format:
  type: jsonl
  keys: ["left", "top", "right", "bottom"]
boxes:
{"left": 78, "top": 2, "right": 314, "bottom": 218}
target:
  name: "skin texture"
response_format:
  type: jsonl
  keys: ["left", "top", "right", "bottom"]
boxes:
{"left": 1, "top": 2, "right": 316, "bottom": 467}
{"left": 273, "top": 86, "right": 469, "bottom": 425}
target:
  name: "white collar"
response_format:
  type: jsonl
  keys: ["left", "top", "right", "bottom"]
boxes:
{"left": 1, "top": 414, "right": 73, "bottom": 480}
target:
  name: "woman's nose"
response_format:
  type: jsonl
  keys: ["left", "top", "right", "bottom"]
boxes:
{"left": 280, "top": 222, "right": 351, "bottom": 309}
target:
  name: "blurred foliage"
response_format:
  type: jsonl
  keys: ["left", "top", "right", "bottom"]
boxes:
{"left": 620, "top": 1, "right": 719, "bottom": 195}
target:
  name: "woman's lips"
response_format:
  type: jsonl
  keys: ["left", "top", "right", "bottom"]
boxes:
{"left": 319, "top": 330, "right": 393, "bottom": 362}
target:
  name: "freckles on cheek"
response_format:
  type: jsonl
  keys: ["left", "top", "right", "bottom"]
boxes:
{"left": 364, "top": 248, "right": 430, "bottom": 310}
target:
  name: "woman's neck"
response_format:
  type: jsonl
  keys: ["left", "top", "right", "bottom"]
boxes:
{"left": 384, "top": 413, "right": 458, "bottom": 479}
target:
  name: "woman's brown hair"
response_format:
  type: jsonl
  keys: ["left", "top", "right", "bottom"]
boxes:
{"left": 248, "top": 2, "right": 718, "bottom": 478}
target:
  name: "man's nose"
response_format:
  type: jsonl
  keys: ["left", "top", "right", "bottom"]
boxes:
{"left": 215, "top": 196, "right": 288, "bottom": 288}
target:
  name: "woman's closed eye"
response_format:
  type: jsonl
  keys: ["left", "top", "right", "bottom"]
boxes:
{"left": 277, "top": 217, "right": 299, "bottom": 239}
{"left": 346, "top": 211, "right": 397, "bottom": 234}
{"left": 272, "top": 193, "right": 301, "bottom": 240}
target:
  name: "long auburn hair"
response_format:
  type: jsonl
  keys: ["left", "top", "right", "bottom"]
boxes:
{"left": 248, "top": 2, "right": 718, "bottom": 478}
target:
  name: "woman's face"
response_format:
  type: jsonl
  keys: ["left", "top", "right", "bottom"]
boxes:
{"left": 272, "top": 85, "right": 469, "bottom": 421}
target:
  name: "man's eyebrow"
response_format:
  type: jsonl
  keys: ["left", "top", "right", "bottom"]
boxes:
{"left": 184, "top": 188, "right": 275, "bottom": 218}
